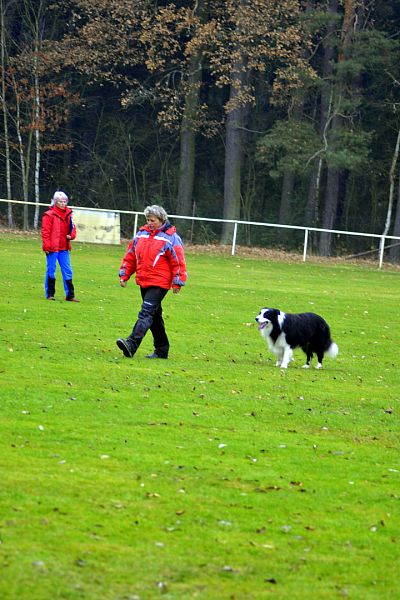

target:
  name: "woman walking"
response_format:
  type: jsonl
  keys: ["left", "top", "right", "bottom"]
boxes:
{"left": 116, "top": 205, "right": 187, "bottom": 359}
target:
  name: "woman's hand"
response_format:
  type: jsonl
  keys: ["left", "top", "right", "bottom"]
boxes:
{"left": 120, "top": 279, "right": 127, "bottom": 288}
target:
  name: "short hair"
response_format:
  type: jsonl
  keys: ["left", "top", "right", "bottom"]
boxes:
{"left": 144, "top": 205, "right": 168, "bottom": 223}
{"left": 51, "top": 190, "right": 69, "bottom": 206}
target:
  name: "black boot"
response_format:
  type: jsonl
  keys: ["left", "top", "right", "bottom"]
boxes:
{"left": 65, "top": 279, "right": 80, "bottom": 302}
{"left": 116, "top": 336, "right": 141, "bottom": 358}
{"left": 47, "top": 276, "right": 56, "bottom": 299}
{"left": 117, "top": 301, "right": 157, "bottom": 358}
{"left": 146, "top": 342, "right": 169, "bottom": 359}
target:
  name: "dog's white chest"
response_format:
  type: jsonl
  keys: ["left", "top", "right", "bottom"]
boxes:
{"left": 262, "top": 329, "right": 287, "bottom": 354}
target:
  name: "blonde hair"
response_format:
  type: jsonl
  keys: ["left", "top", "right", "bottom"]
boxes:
{"left": 144, "top": 205, "right": 168, "bottom": 223}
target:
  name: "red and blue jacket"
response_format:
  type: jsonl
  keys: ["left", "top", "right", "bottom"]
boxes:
{"left": 119, "top": 222, "right": 187, "bottom": 290}
{"left": 41, "top": 205, "right": 76, "bottom": 253}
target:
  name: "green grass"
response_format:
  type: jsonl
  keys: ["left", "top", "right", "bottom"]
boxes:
{"left": 0, "top": 233, "right": 399, "bottom": 600}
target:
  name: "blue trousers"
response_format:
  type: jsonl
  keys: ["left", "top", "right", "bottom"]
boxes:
{"left": 45, "top": 251, "right": 73, "bottom": 297}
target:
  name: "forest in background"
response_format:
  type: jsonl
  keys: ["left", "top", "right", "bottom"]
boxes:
{"left": 1, "top": 0, "right": 400, "bottom": 259}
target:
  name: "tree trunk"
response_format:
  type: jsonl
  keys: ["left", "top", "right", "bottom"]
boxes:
{"left": 220, "top": 89, "right": 244, "bottom": 244}
{"left": 220, "top": 57, "right": 246, "bottom": 245}
{"left": 383, "top": 126, "right": 400, "bottom": 262}
{"left": 279, "top": 103, "right": 304, "bottom": 227}
{"left": 33, "top": 38, "right": 41, "bottom": 230}
{"left": 319, "top": 164, "right": 340, "bottom": 256}
{"left": 279, "top": 171, "right": 296, "bottom": 225}
{"left": 306, "top": 0, "right": 337, "bottom": 230}
{"left": 176, "top": 53, "right": 202, "bottom": 217}
{"left": 12, "top": 72, "right": 31, "bottom": 230}
{"left": 319, "top": 0, "right": 359, "bottom": 256}
{"left": 279, "top": 1, "right": 316, "bottom": 229}
{"left": 0, "top": 0, "right": 14, "bottom": 227}
{"left": 389, "top": 164, "right": 400, "bottom": 263}
{"left": 305, "top": 158, "right": 322, "bottom": 227}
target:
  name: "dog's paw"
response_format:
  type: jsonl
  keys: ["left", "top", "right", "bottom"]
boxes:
{"left": 315, "top": 363, "right": 322, "bottom": 369}
{"left": 302, "top": 364, "right": 310, "bottom": 369}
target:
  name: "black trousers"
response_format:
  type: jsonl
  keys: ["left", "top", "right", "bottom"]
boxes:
{"left": 128, "top": 286, "right": 169, "bottom": 357}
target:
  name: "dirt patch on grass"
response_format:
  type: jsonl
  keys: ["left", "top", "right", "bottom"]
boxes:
{"left": 0, "top": 228, "right": 40, "bottom": 238}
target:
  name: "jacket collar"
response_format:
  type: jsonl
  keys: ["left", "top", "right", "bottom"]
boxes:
{"left": 142, "top": 220, "right": 174, "bottom": 235}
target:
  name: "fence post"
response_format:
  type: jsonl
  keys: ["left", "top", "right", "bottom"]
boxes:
{"left": 133, "top": 213, "right": 138, "bottom": 236}
{"left": 303, "top": 229, "right": 309, "bottom": 262}
{"left": 231, "top": 222, "right": 238, "bottom": 256}
{"left": 2, "top": 199, "right": 400, "bottom": 260}
{"left": 378, "top": 236, "right": 385, "bottom": 269}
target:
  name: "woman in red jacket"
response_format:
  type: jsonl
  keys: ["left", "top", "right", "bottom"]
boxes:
{"left": 116, "top": 205, "right": 187, "bottom": 359}
{"left": 41, "top": 191, "right": 79, "bottom": 302}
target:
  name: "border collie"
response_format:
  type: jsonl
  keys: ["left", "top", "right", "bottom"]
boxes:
{"left": 255, "top": 308, "right": 338, "bottom": 369}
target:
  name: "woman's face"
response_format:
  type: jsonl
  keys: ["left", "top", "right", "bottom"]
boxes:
{"left": 147, "top": 215, "right": 163, "bottom": 230}
{"left": 55, "top": 197, "right": 68, "bottom": 210}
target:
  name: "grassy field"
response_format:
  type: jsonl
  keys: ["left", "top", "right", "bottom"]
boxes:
{"left": 0, "top": 232, "right": 399, "bottom": 600}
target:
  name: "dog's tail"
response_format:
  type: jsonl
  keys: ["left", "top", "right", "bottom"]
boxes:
{"left": 326, "top": 342, "right": 339, "bottom": 359}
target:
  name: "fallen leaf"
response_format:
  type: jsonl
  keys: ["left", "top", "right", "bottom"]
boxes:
{"left": 256, "top": 526, "right": 266, "bottom": 534}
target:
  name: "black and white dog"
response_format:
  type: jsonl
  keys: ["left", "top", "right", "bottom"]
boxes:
{"left": 255, "top": 307, "right": 338, "bottom": 369}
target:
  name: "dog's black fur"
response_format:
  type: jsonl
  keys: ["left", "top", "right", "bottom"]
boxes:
{"left": 255, "top": 308, "right": 338, "bottom": 369}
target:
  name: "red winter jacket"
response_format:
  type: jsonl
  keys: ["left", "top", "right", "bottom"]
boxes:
{"left": 41, "top": 205, "right": 76, "bottom": 253}
{"left": 119, "top": 222, "right": 187, "bottom": 290}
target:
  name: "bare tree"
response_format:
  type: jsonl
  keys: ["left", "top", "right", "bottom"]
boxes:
{"left": 389, "top": 164, "right": 400, "bottom": 263}
{"left": 0, "top": 0, "right": 15, "bottom": 227}
{"left": 383, "top": 124, "right": 400, "bottom": 261}
{"left": 31, "top": 1, "right": 45, "bottom": 229}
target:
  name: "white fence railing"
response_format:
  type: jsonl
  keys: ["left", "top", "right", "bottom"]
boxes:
{"left": 1, "top": 198, "right": 400, "bottom": 269}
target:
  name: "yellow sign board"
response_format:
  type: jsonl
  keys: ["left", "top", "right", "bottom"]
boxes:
{"left": 73, "top": 209, "right": 120, "bottom": 245}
